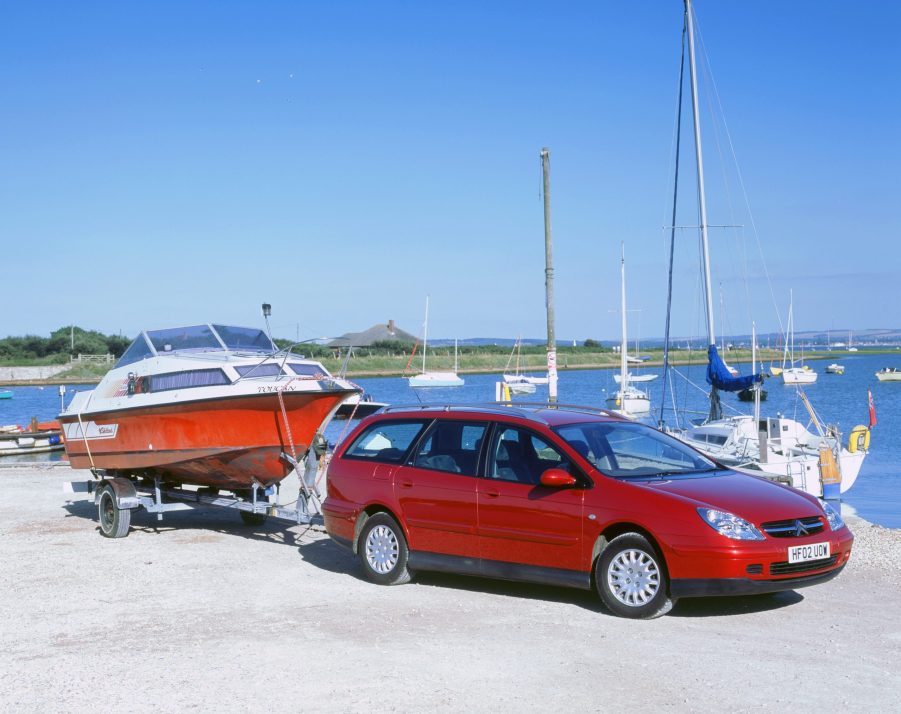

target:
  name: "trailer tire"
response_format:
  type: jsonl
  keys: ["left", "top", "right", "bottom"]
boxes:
{"left": 98, "top": 484, "right": 131, "bottom": 538}
{"left": 239, "top": 511, "right": 268, "bottom": 527}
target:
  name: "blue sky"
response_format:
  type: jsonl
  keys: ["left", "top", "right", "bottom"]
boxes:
{"left": 2, "top": 1, "right": 898, "bottom": 343}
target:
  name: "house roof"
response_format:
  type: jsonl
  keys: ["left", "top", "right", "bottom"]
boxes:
{"left": 328, "top": 320, "right": 417, "bottom": 347}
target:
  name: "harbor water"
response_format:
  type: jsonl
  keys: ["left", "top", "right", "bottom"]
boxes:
{"left": 2, "top": 352, "right": 898, "bottom": 527}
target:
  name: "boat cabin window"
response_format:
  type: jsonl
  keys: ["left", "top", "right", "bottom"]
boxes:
{"left": 147, "top": 325, "right": 222, "bottom": 353}
{"left": 288, "top": 363, "right": 330, "bottom": 378}
{"left": 116, "top": 334, "right": 155, "bottom": 368}
{"left": 212, "top": 325, "right": 275, "bottom": 352}
{"left": 235, "top": 363, "right": 283, "bottom": 378}
{"left": 147, "top": 368, "right": 230, "bottom": 392}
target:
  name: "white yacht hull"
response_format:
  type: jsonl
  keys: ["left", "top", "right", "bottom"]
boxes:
{"left": 408, "top": 371, "right": 464, "bottom": 388}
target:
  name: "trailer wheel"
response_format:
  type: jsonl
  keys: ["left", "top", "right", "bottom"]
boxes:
{"left": 239, "top": 511, "right": 268, "bottom": 527}
{"left": 98, "top": 484, "right": 131, "bottom": 538}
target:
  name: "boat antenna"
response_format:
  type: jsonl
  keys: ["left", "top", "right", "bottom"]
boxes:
{"left": 261, "top": 303, "right": 275, "bottom": 349}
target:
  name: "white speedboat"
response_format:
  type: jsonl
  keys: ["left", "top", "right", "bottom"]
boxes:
{"left": 875, "top": 367, "right": 901, "bottom": 382}
{"left": 825, "top": 363, "right": 845, "bottom": 375}
{"left": 59, "top": 323, "right": 358, "bottom": 490}
{"left": 782, "top": 366, "right": 818, "bottom": 384}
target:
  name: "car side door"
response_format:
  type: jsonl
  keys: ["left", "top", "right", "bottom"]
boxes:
{"left": 477, "top": 424, "right": 586, "bottom": 575}
{"left": 393, "top": 419, "right": 487, "bottom": 561}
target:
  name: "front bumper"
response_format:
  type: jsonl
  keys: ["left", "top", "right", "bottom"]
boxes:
{"left": 670, "top": 563, "right": 845, "bottom": 597}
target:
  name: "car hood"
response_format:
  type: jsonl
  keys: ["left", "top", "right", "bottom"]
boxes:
{"left": 633, "top": 470, "right": 821, "bottom": 523}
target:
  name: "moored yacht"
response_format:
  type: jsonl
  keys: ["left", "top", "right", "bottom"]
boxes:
{"left": 60, "top": 323, "right": 358, "bottom": 489}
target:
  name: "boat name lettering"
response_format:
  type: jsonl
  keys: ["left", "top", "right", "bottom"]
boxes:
{"left": 257, "top": 385, "right": 296, "bottom": 393}
{"left": 63, "top": 422, "right": 119, "bottom": 440}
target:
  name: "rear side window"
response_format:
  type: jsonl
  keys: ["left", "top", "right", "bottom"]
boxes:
{"left": 343, "top": 420, "right": 428, "bottom": 464}
{"left": 412, "top": 420, "right": 488, "bottom": 476}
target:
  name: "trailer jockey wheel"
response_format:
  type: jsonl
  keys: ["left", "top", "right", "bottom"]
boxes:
{"left": 98, "top": 484, "right": 131, "bottom": 538}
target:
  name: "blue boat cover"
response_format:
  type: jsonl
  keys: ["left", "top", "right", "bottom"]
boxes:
{"left": 706, "top": 345, "right": 762, "bottom": 392}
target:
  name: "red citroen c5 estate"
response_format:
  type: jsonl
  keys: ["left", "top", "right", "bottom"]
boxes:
{"left": 322, "top": 405, "right": 852, "bottom": 618}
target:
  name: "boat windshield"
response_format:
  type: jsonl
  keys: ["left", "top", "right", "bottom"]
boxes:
{"left": 553, "top": 421, "right": 717, "bottom": 480}
{"left": 115, "top": 324, "right": 277, "bottom": 368}
{"left": 147, "top": 325, "right": 222, "bottom": 353}
{"left": 212, "top": 325, "right": 275, "bottom": 352}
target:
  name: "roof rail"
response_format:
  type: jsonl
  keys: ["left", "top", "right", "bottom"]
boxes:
{"left": 378, "top": 402, "right": 623, "bottom": 423}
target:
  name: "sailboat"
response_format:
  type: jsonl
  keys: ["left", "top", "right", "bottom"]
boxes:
{"left": 502, "top": 338, "right": 538, "bottom": 394}
{"left": 605, "top": 245, "right": 650, "bottom": 417}
{"left": 660, "top": 0, "right": 868, "bottom": 499}
{"left": 781, "top": 291, "right": 817, "bottom": 384}
{"left": 613, "top": 325, "right": 658, "bottom": 384}
{"left": 407, "top": 296, "right": 464, "bottom": 388}
{"left": 737, "top": 324, "right": 767, "bottom": 402}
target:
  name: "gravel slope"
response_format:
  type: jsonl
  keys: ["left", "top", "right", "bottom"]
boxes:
{"left": 1, "top": 465, "right": 899, "bottom": 713}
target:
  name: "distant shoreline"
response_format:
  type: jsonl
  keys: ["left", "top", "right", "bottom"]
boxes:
{"left": 2, "top": 349, "right": 896, "bottom": 386}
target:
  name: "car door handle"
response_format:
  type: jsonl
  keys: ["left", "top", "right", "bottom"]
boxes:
{"left": 399, "top": 479, "right": 414, "bottom": 489}
{"left": 483, "top": 489, "right": 500, "bottom": 498}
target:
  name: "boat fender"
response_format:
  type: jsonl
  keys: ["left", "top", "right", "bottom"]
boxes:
{"left": 847, "top": 425, "right": 870, "bottom": 454}
{"left": 95, "top": 477, "right": 141, "bottom": 510}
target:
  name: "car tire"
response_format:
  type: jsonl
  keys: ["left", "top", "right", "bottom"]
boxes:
{"left": 357, "top": 513, "right": 411, "bottom": 586}
{"left": 596, "top": 533, "right": 675, "bottom": 619}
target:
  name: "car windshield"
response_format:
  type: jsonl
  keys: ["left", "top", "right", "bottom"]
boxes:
{"left": 553, "top": 421, "right": 717, "bottom": 480}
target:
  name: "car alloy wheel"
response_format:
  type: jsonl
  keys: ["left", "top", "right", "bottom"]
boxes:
{"left": 356, "top": 513, "right": 412, "bottom": 586}
{"left": 365, "top": 524, "right": 399, "bottom": 574}
{"left": 596, "top": 532, "right": 675, "bottom": 618}
{"left": 607, "top": 548, "right": 660, "bottom": 606}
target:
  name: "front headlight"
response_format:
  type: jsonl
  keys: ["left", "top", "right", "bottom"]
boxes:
{"left": 697, "top": 508, "right": 765, "bottom": 541}
{"left": 818, "top": 498, "right": 845, "bottom": 531}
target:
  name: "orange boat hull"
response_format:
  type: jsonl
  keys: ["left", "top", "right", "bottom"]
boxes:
{"left": 60, "top": 391, "right": 350, "bottom": 489}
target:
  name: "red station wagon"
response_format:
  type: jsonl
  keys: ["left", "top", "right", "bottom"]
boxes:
{"left": 322, "top": 405, "right": 852, "bottom": 618}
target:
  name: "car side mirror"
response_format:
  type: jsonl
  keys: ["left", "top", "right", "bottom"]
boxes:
{"left": 540, "top": 468, "right": 577, "bottom": 488}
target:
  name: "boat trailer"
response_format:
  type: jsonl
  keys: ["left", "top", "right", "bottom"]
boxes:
{"left": 64, "top": 451, "right": 324, "bottom": 538}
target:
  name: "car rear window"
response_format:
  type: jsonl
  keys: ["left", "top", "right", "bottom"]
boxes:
{"left": 412, "top": 420, "right": 488, "bottom": 476}
{"left": 343, "top": 420, "right": 429, "bottom": 464}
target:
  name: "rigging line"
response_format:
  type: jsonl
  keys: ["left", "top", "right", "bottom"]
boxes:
{"left": 659, "top": 18, "right": 688, "bottom": 426}
{"left": 694, "top": 20, "right": 754, "bottom": 337}
{"left": 692, "top": 8, "right": 786, "bottom": 342}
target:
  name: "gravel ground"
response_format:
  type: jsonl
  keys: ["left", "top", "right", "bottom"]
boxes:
{"left": 1, "top": 464, "right": 899, "bottom": 713}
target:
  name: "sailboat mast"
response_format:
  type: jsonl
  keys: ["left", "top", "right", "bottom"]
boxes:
{"left": 619, "top": 244, "right": 628, "bottom": 388}
{"left": 685, "top": 0, "right": 716, "bottom": 348}
{"left": 752, "top": 321, "right": 760, "bottom": 423}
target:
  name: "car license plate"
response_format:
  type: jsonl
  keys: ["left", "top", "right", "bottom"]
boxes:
{"left": 787, "top": 541, "right": 831, "bottom": 564}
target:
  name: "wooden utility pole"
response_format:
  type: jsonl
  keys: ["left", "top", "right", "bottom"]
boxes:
{"left": 541, "top": 147, "right": 558, "bottom": 403}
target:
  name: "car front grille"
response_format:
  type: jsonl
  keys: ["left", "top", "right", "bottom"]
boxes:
{"left": 770, "top": 555, "right": 839, "bottom": 575}
{"left": 761, "top": 516, "right": 824, "bottom": 538}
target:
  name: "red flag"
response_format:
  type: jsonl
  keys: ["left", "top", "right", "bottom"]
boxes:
{"left": 868, "top": 389, "right": 877, "bottom": 428}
